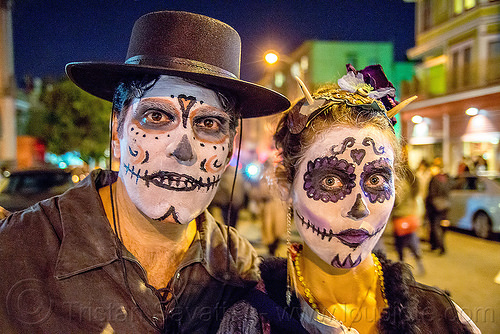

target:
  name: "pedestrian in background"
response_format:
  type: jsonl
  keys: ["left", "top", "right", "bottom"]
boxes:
{"left": 426, "top": 158, "right": 451, "bottom": 255}
{"left": 210, "top": 165, "right": 246, "bottom": 228}
{"left": 392, "top": 161, "right": 425, "bottom": 275}
{"left": 415, "top": 159, "right": 431, "bottom": 227}
{"left": 260, "top": 159, "right": 287, "bottom": 256}
{"left": 457, "top": 156, "right": 472, "bottom": 176}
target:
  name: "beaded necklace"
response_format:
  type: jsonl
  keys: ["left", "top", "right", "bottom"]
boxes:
{"left": 292, "top": 250, "right": 388, "bottom": 333}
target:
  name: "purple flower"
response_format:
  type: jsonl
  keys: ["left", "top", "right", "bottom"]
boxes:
{"left": 345, "top": 64, "right": 397, "bottom": 110}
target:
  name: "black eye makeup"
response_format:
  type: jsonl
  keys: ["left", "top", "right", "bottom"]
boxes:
{"left": 360, "top": 157, "right": 393, "bottom": 203}
{"left": 303, "top": 156, "right": 356, "bottom": 203}
{"left": 134, "top": 100, "right": 180, "bottom": 130}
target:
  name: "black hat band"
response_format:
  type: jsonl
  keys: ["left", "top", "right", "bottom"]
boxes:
{"left": 125, "top": 55, "right": 238, "bottom": 79}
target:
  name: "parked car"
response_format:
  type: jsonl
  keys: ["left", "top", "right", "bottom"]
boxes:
{"left": 448, "top": 175, "right": 500, "bottom": 239}
{"left": 0, "top": 168, "right": 77, "bottom": 213}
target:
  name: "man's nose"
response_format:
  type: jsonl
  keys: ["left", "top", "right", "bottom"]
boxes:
{"left": 171, "top": 134, "right": 197, "bottom": 166}
{"left": 344, "top": 193, "right": 370, "bottom": 220}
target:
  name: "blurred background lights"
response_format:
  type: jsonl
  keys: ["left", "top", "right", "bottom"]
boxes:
{"left": 245, "top": 162, "right": 262, "bottom": 181}
{"left": 411, "top": 115, "right": 423, "bottom": 124}
{"left": 465, "top": 107, "right": 479, "bottom": 116}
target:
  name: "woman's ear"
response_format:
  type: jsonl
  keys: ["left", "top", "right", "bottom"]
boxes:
{"left": 277, "top": 178, "right": 292, "bottom": 202}
{"left": 274, "top": 164, "right": 292, "bottom": 201}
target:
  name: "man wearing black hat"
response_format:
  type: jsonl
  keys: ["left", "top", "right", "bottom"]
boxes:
{"left": 0, "top": 11, "right": 289, "bottom": 333}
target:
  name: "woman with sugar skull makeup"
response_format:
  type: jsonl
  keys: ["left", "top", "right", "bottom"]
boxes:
{"left": 218, "top": 65, "right": 479, "bottom": 334}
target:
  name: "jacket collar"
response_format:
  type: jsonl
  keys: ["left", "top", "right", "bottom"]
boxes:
{"left": 54, "top": 169, "right": 258, "bottom": 287}
{"left": 194, "top": 211, "right": 259, "bottom": 287}
{"left": 54, "top": 169, "right": 120, "bottom": 279}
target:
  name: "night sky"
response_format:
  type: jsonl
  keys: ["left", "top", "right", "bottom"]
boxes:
{"left": 12, "top": 0, "right": 415, "bottom": 87}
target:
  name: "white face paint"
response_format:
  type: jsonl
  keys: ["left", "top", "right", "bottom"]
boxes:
{"left": 292, "top": 126, "right": 395, "bottom": 268}
{"left": 115, "top": 75, "right": 231, "bottom": 224}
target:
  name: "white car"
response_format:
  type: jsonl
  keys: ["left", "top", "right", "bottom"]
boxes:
{"left": 448, "top": 175, "right": 500, "bottom": 239}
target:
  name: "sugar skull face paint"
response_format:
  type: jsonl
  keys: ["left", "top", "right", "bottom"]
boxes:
{"left": 292, "top": 126, "right": 395, "bottom": 268}
{"left": 115, "top": 76, "right": 231, "bottom": 224}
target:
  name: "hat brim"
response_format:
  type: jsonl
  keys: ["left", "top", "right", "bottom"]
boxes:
{"left": 65, "top": 62, "right": 290, "bottom": 119}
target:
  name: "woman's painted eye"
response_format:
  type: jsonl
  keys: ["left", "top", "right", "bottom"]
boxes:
{"left": 303, "top": 156, "right": 356, "bottom": 203}
{"left": 321, "top": 176, "right": 343, "bottom": 190}
{"left": 360, "top": 157, "right": 393, "bottom": 203}
{"left": 369, "top": 175, "right": 382, "bottom": 186}
{"left": 365, "top": 174, "right": 387, "bottom": 188}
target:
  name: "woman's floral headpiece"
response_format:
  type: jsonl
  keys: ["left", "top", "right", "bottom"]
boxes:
{"left": 287, "top": 64, "right": 417, "bottom": 134}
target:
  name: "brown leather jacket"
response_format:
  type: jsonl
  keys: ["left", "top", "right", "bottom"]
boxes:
{"left": 0, "top": 169, "right": 259, "bottom": 333}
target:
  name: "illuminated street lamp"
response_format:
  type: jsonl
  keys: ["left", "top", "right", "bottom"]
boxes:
{"left": 465, "top": 107, "right": 479, "bottom": 116}
{"left": 264, "top": 50, "right": 279, "bottom": 65}
{"left": 411, "top": 115, "right": 423, "bottom": 124}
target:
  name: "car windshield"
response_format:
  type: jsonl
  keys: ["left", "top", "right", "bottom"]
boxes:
{"left": 1, "top": 172, "right": 71, "bottom": 194}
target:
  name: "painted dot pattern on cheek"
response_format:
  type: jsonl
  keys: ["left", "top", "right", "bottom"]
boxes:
{"left": 303, "top": 156, "right": 356, "bottom": 203}
{"left": 360, "top": 157, "right": 393, "bottom": 203}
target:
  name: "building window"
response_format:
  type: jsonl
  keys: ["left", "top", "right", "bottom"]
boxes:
{"left": 487, "top": 40, "right": 500, "bottom": 83}
{"left": 454, "top": 0, "right": 476, "bottom": 15}
{"left": 463, "top": 46, "right": 471, "bottom": 87}
{"left": 422, "top": 0, "right": 431, "bottom": 31}
{"left": 449, "top": 42, "right": 474, "bottom": 90}
{"left": 464, "top": 0, "right": 476, "bottom": 10}
{"left": 450, "top": 51, "right": 459, "bottom": 90}
{"left": 454, "top": 0, "right": 464, "bottom": 14}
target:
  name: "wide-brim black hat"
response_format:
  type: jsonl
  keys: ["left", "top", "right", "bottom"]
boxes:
{"left": 65, "top": 11, "right": 290, "bottom": 118}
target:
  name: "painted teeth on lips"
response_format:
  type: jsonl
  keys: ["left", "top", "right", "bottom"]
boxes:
{"left": 143, "top": 171, "right": 220, "bottom": 191}
{"left": 335, "top": 228, "right": 370, "bottom": 247}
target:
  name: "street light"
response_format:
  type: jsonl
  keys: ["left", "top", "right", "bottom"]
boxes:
{"left": 411, "top": 115, "right": 423, "bottom": 124}
{"left": 465, "top": 107, "right": 479, "bottom": 116}
{"left": 264, "top": 50, "right": 279, "bottom": 65}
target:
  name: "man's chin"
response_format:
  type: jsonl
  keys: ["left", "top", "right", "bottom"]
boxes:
{"left": 148, "top": 206, "right": 206, "bottom": 225}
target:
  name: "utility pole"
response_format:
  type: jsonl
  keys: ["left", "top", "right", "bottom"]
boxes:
{"left": 0, "top": 0, "right": 16, "bottom": 168}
